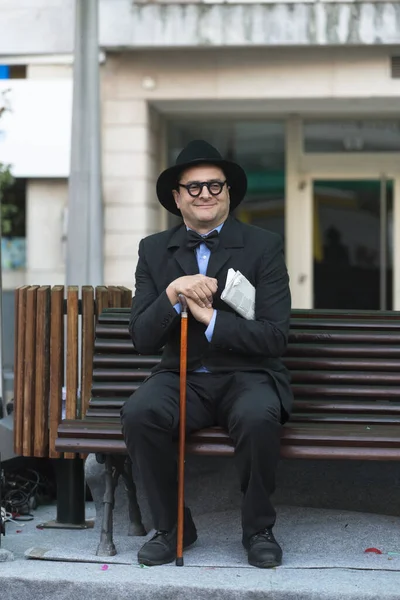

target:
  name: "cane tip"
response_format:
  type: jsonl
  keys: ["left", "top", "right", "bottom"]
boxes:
{"left": 176, "top": 557, "right": 184, "bottom": 566}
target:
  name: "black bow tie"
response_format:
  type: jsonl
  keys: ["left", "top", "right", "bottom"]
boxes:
{"left": 186, "top": 229, "right": 219, "bottom": 252}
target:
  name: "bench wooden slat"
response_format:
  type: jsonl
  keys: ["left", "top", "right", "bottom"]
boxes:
{"left": 94, "top": 338, "right": 136, "bottom": 352}
{"left": 108, "top": 286, "right": 122, "bottom": 308}
{"left": 86, "top": 397, "right": 400, "bottom": 415}
{"left": 91, "top": 354, "right": 400, "bottom": 372}
{"left": 292, "top": 384, "right": 400, "bottom": 398}
{"left": 97, "top": 309, "right": 130, "bottom": 323}
{"left": 22, "top": 286, "right": 39, "bottom": 456}
{"left": 291, "top": 309, "right": 400, "bottom": 321}
{"left": 13, "top": 288, "right": 20, "bottom": 449}
{"left": 34, "top": 286, "right": 50, "bottom": 457}
{"left": 291, "top": 371, "right": 400, "bottom": 384}
{"left": 65, "top": 287, "right": 79, "bottom": 459}
{"left": 55, "top": 436, "right": 400, "bottom": 461}
{"left": 283, "top": 357, "right": 400, "bottom": 371}
{"left": 90, "top": 380, "right": 400, "bottom": 399}
{"left": 94, "top": 339, "right": 400, "bottom": 358}
{"left": 95, "top": 324, "right": 131, "bottom": 338}
{"left": 93, "top": 323, "right": 400, "bottom": 340}
{"left": 289, "top": 319, "right": 400, "bottom": 330}
{"left": 90, "top": 367, "right": 400, "bottom": 386}
{"left": 290, "top": 330, "right": 400, "bottom": 344}
{"left": 91, "top": 382, "right": 142, "bottom": 395}
{"left": 56, "top": 437, "right": 127, "bottom": 454}
{"left": 95, "top": 308, "right": 400, "bottom": 324}
{"left": 49, "top": 286, "right": 64, "bottom": 459}
{"left": 280, "top": 446, "right": 400, "bottom": 461}
{"left": 119, "top": 286, "right": 132, "bottom": 309}
{"left": 93, "top": 368, "right": 152, "bottom": 381}
{"left": 84, "top": 406, "right": 400, "bottom": 424}
{"left": 81, "top": 286, "right": 95, "bottom": 418}
{"left": 93, "top": 355, "right": 161, "bottom": 368}
{"left": 56, "top": 420, "right": 400, "bottom": 445}
{"left": 14, "top": 286, "right": 29, "bottom": 455}
{"left": 95, "top": 286, "right": 109, "bottom": 320}
{"left": 293, "top": 400, "right": 400, "bottom": 413}
{"left": 286, "top": 344, "right": 400, "bottom": 358}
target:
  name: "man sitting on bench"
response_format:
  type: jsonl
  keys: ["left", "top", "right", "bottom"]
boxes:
{"left": 121, "top": 139, "right": 293, "bottom": 568}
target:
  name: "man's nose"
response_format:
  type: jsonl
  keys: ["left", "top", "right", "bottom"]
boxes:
{"left": 199, "top": 184, "right": 212, "bottom": 198}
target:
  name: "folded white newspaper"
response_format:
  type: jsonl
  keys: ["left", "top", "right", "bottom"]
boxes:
{"left": 220, "top": 268, "right": 255, "bottom": 320}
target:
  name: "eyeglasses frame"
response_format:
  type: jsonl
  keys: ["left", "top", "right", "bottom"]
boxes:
{"left": 177, "top": 179, "right": 228, "bottom": 198}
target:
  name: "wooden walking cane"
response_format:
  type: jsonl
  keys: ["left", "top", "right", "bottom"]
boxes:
{"left": 176, "top": 293, "right": 188, "bottom": 566}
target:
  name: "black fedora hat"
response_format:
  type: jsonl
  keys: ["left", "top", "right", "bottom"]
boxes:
{"left": 156, "top": 140, "right": 247, "bottom": 217}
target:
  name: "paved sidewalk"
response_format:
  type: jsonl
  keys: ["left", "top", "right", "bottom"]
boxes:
{"left": 1, "top": 503, "right": 400, "bottom": 600}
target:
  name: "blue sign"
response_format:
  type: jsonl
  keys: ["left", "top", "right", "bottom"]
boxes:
{"left": 0, "top": 66, "right": 9, "bottom": 79}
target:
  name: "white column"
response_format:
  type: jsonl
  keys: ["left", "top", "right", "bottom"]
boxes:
{"left": 102, "top": 94, "right": 165, "bottom": 287}
{"left": 26, "top": 180, "right": 66, "bottom": 285}
{"left": 285, "top": 117, "right": 313, "bottom": 309}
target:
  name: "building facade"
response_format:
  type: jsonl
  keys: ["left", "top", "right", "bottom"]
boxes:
{"left": 1, "top": 0, "right": 400, "bottom": 311}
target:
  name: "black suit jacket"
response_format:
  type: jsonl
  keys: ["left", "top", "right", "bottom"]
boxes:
{"left": 129, "top": 215, "right": 293, "bottom": 417}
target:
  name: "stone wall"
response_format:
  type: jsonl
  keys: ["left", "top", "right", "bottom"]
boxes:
{"left": 1, "top": 1, "right": 400, "bottom": 56}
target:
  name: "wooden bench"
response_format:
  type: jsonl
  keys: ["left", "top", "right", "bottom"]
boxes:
{"left": 55, "top": 306, "right": 400, "bottom": 556}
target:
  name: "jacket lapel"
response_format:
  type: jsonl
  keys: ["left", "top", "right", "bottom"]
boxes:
{"left": 167, "top": 225, "right": 199, "bottom": 276}
{"left": 206, "top": 216, "right": 244, "bottom": 278}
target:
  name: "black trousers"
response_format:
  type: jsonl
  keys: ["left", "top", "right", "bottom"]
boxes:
{"left": 121, "top": 370, "right": 282, "bottom": 543}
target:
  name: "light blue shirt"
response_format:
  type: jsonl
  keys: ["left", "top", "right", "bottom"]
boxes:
{"left": 173, "top": 223, "right": 224, "bottom": 345}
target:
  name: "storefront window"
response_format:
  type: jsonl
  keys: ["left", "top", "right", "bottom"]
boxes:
{"left": 167, "top": 120, "right": 285, "bottom": 239}
{"left": 303, "top": 120, "right": 400, "bottom": 153}
{"left": 313, "top": 179, "right": 393, "bottom": 310}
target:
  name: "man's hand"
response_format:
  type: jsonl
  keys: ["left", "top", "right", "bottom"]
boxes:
{"left": 166, "top": 274, "right": 218, "bottom": 308}
{"left": 186, "top": 297, "right": 214, "bottom": 326}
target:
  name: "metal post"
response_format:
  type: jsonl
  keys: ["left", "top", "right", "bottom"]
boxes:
{"left": 0, "top": 222, "right": 4, "bottom": 419}
{"left": 66, "top": 0, "right": 103, "bottom": 287}
{"left": 38, "top": 458, "right": 92, "bottom": 530}
{"left": 55, "top": 458, "right": 85, "bottom": 526}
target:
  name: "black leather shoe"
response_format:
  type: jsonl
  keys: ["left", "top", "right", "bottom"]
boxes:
{"left": 244, "top": 528, "right": 282, "bottom": 568}
{"left": 137, "top": 509, "right": 197, "bottom": 566}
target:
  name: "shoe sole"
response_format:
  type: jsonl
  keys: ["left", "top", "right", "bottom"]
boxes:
{"left": 248, "top": 557, "right": 282, "bottom": 569}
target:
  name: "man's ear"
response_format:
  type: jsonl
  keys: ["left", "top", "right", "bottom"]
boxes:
{"left": 172, "top": 189, "right": 180, "bottom": 210}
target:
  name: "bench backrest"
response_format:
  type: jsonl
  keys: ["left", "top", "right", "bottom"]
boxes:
{"left": 87, "top": 308, "right": 400, "bottom": 424}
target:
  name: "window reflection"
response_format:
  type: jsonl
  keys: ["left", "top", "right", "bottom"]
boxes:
{"left": 304, "top": 120, "right": 400, "bottom": 153}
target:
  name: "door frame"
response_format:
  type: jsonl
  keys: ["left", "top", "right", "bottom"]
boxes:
{"left": 285, "top": 117, "right": 400, "bottom": 310}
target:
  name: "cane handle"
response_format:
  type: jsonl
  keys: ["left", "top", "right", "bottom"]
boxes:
{"left": 178, "top": 294, "right": 188, "bottom": 315}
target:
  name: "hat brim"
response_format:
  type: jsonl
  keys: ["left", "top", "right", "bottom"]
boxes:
{"left": 156, "top": 158, "right": 247, "bottom": 217}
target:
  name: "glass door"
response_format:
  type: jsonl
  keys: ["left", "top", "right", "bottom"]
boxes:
{"left": 313, "top": 178, "right": 393, "bottom": 310}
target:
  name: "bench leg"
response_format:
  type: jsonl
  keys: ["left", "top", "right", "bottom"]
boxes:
{"left": 123, "top": 458, "right": 147, "bottom": 537}
{"left": 39, "top": 457, "right": 89, "bottom": 530}
{"left": 96, "top": 455, "right": 118, "bottom": 557}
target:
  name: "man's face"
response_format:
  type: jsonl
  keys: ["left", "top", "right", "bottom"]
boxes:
{"left": 172, "top": 165, "right": 230, "bottom": 233}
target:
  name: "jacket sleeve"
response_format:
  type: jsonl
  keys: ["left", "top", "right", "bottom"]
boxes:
{"left": 129, "top": 239, "right": 180, "bottom": 354}
{"left": 210, "top": 236, "right": 291, "bottom": 357}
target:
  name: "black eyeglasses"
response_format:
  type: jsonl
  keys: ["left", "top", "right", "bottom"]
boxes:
{"left": 178, "top": 180, "right": 227, "bottom": 198}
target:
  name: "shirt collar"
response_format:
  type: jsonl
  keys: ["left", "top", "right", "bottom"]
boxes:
{"left": 186, "top": 221, "right": 225, "bottom": 236}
